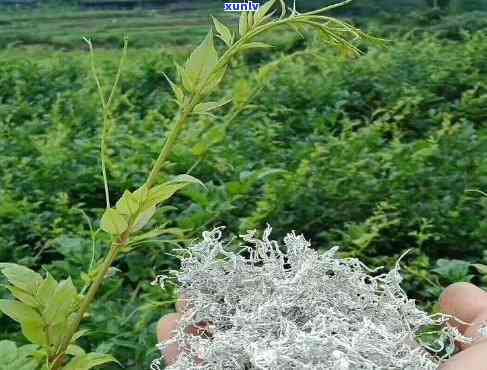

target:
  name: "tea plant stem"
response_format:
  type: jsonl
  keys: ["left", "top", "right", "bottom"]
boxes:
{"left": 302, "top": 0, "right": 352, "bottom": 15}
{"left": 145, "top": 99, "right": 197, "bottom": 189}
{"left": 77, "top": 243, "right": 121, "bottom": 324}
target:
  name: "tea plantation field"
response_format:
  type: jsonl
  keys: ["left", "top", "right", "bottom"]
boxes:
{"left": 2, "top": 1, "right": 487, "bottom": 368}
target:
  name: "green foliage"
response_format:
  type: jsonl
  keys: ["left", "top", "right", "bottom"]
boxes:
{"left": 63, "top": 353, "right": 118, "bottom": 370}
{"left": 101, "top": 209, "right": 129, "bottom": 235}
{"left": 432, "top": 259, "right": 474, "bottom": 283}
{"left": 2, "top": 1, "right": 487, "bottom": 368}
{"left": 0, "top": 3, "right": 216, "bottom": 49}
{"left": 0, "top": 340, "right": 42, "bottom": 370}
{"left": 0, "top": 264, "right": 116, "bottom": 366}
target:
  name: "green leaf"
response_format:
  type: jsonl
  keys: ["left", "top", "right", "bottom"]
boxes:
{"left": 132, "top": 185, "right": 149, "bottom": 206}
{"left": 63, "top": 352, "right": 119, "bottom": 370}
{"left": 233, "top": 79, "right": 253, "bottom": 106}
{"left": 0, "top": 299, "right": 43, "bottom": 325}
{"left": 130, "top": 227, "right": 184, "bottom": 244}
{"left": 66, "top": 344, "right": 86, "bottom": 357}
{"left": 21, "top": 321, "right": 47, "bottom": 346}
{"left": 0, "top": 340, "right": 18, "bottom": 363}
{"left": 146, "top": 183, "right": 188, "bottom": 207}
{"left": 192, "top": 141, "right": 210, "bottom": 157}
{"left": 5, "top": 286, "right": 38, "bottom": 307}
{"left": 72, "top": 329, "right": 90, "bottom": 343}
{"left": 162, "top": 72, "right": 184, "bottom": 105}
{"left": 176, "top": 63, "right": 194, "bottom": 93}
{"left": 166, "top": 174, "right": 207, "bottom": 190}
{"left": 193, "top": 97, "right": 232, "bottom": 114}
{"left": 0, "top": 264, "right": 42, "bottom": 294}
{"left": 472, "top": 263, "right": 487, "bottom": 275}
{"left": 239, "top": 11, "right": 249, "bottom": 37}
{"left": 0, "top": 300, "right": 47, "bottom": 346}
{"left": 36, "top": 273, "right": 57, "bottom": 308}
{"left": 255, "top": 168, "right": 287, "bottom": 180}
{"left": 212, "top": 16, "right": 233, "bottom": 46}
{"left": 100, "top": 208, "right": 128, "bottom": 235}
{"left": 184, "top": 30, "right": 218, "bottom": 92}
{"left": 115, "top": 190, "right": 139, "bottom": 216}
{"left": 253, "top": 0, "right": 276, "bottom": 25}
{"left": 132, "top": 206, "right": 156, "bottom": 232}
{"left": 432, "top": 259, "right": 473, "bottom": 283}
{"left": 15, "top": 361, "right": 40, "bottom": 370}
{"left": 0, "top": 341, "right": 41, "bottom": 369}
{"left": 42, "top": 278, "right": 79, "bottom": 325}
{"left": 201, "top": 66, "right": 227, "bottom": 95}
{"left": 47, "top": 321, "right": 65, "bottom": 349}
{"left": 15, "top": 343, "right": 38, "bottom": 359}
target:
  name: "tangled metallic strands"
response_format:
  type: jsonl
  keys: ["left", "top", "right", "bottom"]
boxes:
{"left": 152, "top": 226, "right": 477, "bottom": 370}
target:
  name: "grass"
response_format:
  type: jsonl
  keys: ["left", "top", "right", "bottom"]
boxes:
{"left": 0, "top": 1, "right": 235, "bottom": 49}
{"left": 3, "top": 1, "right": 487, "bottom": 50}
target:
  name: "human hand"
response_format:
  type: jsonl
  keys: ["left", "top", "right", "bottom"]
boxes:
{"left": 156, "top": 295, "right": 210, "bottom": 367}
{"left": 439, "top": 282, "right": 487, "bottom": 370}
{"left": 156, "top": 312, "right": 182, "bottom": 366}
{"left": 156, "top": 283, "right": 487, "bottom": 368}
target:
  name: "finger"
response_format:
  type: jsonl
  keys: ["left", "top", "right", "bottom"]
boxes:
{"left": 439, "top": 340, "right": 487, "bottom": 370}
{"left": 462, "top": 311, "right": 487, "bottom": 350}
{"left": 157, "top": 312, "right": 212, "bottom": 366}
{"left": 157, "top": 313, "right": 182, "bottom": 341}
{"left": 157, "top": 312, "right": 182, "bottom": 366}
{"left": 439, "top": 283, "right": 487, "bottom": 330}
{"left": 439, "top": 282, "right": 487, "bottom": 350}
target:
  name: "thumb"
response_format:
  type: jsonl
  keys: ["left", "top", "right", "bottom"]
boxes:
{"left": 156, "top": 312, "right": 182, "bottom": 366}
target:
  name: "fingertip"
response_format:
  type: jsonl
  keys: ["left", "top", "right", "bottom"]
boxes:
{"left": 439, "top": 282, "right": 487, "bottom": 322}
{"left": 157, "top": 312, "right": 181, "bottom": 342}
{"left": 439, "top": 282, "right": 477, "bottom": 308}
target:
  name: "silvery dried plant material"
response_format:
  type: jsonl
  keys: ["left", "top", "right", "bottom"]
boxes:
{"left": 152, "top": 226, "right": 474, "bottom": 370}
{"left": 479, "top": 324, "right": 487, "bottom": 337}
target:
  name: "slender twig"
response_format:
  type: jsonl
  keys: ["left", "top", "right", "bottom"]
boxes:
{"left": 77, "top": 208, "right": 97, "bottom": 273}
{"left": 107, "top": 35, "right": 129, "bottom": 108}
{"left": 83, "top": 37, "right": 129, "bottom": 209}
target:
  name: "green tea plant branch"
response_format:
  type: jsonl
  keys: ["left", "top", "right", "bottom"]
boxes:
{"left": 190, "top": 48, "right": 323, "bottom": 159}
{"left": 0, "top": 1, "right": 375, "bottom": 369}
